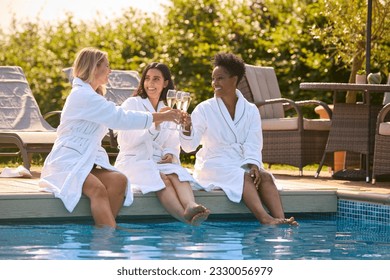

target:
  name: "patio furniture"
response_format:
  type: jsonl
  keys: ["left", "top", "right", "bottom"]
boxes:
{"left": 372, "top": 103, "right": 390, "bottom": 184}
{"left": 0, "top": 66, "right": 58, "bottom": 170}
{"left": 237, "top": 64, "right": 332, "bottom": 175}
{"left": 62, "top": 67, "right": 140, "bottom": 153}
{"left": 300, "top": 82, "right": 390, "bottom": 182}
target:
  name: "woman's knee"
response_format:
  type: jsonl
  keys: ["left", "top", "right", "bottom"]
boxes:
{"left": 160, "top": 173, "right": 173, "bottom": 188}
{"left": 83, "top": 180, "right": 109, "bottom": 200}
{"left": 109, "top": 172, "right": 128, "bottom": 194}
{"left": 114, "top": 172, "right": 128, "bottom": 186}
{"left": 259, "top": 169, "right": 273, "bottom": 183}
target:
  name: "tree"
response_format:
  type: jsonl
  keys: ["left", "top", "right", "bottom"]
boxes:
{"left": 311, "top": 0, "right": 390, "bottom": 102}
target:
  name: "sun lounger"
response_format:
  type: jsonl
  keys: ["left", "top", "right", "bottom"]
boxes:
{"left": 0, "top": 66, "right": 57, "bottom": 170}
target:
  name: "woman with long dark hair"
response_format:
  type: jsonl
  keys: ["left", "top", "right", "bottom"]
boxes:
{"left": 115, "top": 62, "right": 210, "bottom": 226}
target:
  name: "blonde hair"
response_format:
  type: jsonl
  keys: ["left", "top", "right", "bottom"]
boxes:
{"left": 73, "top": 47, "right": 108, "bottom": 95}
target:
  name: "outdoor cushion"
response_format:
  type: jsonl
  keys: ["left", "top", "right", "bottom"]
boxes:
{"left": 379, "top": 122, "right": 390, "bottom": 136}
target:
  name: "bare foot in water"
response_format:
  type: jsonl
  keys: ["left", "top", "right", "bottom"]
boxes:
{"left": 263, "top": 216, "right": 299, "bottom": 226}
{"left": 184, "top": 204, "right": 211, "bottom": 226}
{"left": 191, "top": 209, "right": 211, "bottom": 226}
{"left": 184, "top": 204, "right": 207, "bottom": 222}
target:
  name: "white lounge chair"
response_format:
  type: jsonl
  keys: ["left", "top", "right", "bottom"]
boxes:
{"left": 0, "top": 66, "right": 58, "bottom": 170}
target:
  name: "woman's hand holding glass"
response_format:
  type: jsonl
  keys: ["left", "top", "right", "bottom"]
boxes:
{"left": 165, "top": 90, "right": 192, "bottom": 131}
{"left": 158, "top": 107, "right": 181, "bottom": 124}
{"left": 181, "top": 112, "right": 192, "bottom": 135}
{"left": 177, "top": 91, "right": 192, "bottom": 132}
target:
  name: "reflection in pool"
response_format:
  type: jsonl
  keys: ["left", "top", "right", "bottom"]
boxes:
{"left": 1, "top": 215, "right": 389, "bottom": 260}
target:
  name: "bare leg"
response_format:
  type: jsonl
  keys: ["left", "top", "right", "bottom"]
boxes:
{"left": 82, "top": 172, "right": 117, "bottom": 228}
{"left": 258, "top": 170, "right": 298, "bottom": 225}
{"left": 91, "top": 168, "right": 127, "bottom": 217}
{"left": 167, "top": 174, "right": 210, "bottom": 225}
{"left": 242, "top": 173, "right": 297, "bottom": 225}
{"left": 166, "top": 174, "right": 197, "bottom": 208}
{"left": 156, "top": 173, "right": 188, "bottom": 224}
{"left": 257, "top": 169, "right": 285, "bottom": 218}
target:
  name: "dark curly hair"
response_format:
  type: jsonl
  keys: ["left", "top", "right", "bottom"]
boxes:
{"left": 212, "top": 52, "right": 246, "bottom": 85}
{"left": 135, "top": 62, "right": 174, "bottom": 101}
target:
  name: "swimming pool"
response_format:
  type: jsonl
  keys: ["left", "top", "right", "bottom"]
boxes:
{"left": 1, "top": 199, "right": 389, "bottom": 260}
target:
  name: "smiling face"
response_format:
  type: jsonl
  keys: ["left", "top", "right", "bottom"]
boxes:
{"left": 211, "top": 66, "right": 238, "bottom": 98}
{"left": 144, "top": 68, "right": 168, "bottom": 101}
{"left": 94, "top": 57, "right": 111, "bottom": 87}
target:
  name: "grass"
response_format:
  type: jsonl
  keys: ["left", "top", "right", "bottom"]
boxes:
{"left": 0, "top": 155, "right": 331, "bottom": 173}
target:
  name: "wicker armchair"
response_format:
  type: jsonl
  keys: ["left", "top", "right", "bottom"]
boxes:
{"left": 372, "top": 103, "right": 390, "bottom": 184}
{"left": 237, "top": 64, "right": 332, "bottom": 175}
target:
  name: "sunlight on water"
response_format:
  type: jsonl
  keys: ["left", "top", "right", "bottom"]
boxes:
{"left": 1, "top": 218, "right": 390, "bottom": 260}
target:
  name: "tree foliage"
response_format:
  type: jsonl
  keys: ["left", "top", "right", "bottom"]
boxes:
{"left": 311, "top": 0, "right": 390, "bottom": 80}
{"left": 1, "top": 0, "right": 389, "bottom": 117}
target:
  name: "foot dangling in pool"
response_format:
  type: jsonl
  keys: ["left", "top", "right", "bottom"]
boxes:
{"left": 261, "top": 216, "right": 299, "bottom": 226}
{"left": 190, "top": 209, "right": 211, "bottom": 226}
{"left": 184, "top": 204, "right": 206, "bottom": 221}
{"left": 274, "top": 217, "right": 299, "bottom": 226}
{"left": 184, "top": 204, "right": 210, "bottom": 226}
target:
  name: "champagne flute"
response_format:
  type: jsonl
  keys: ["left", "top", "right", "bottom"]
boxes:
{"left": 166, "top": 89, "right": 177, "bottom": 130}
{"left": 166, "top": 89, "right": 177, "bottom": 108}
{"left": 180, "top": 92, "right": 191, "bottom": 112}
{"left": 175, "top": 91, "right": 183, "bottom": 109}
{"left": 174, "top": 91, "right": 184, "bottom": 130}
{"left": 180, "top": 92, "right": 192, "bottom": 132}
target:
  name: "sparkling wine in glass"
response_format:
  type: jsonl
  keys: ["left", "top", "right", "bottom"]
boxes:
{"left": 166, "top": 89, "right": 177, "bottom": 130}
{"left": 180, "top": 92, "right": 192, "bottom": 132}
{"left": 166, "top": 89, "right": 177, "bottom": 108}
{"left": 174, "top": 91, "right": 183, "bottom": 130}
{"left": 180, "top": 92, "right": 192, "bottom": 112}
{"left": 175, "top": 91, "right": 183, "bottom": 110}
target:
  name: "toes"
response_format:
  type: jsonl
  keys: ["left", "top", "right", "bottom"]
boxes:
{"left": 184, "top": 204, "right": 209, "bottom": 222}
{"left": 191, "top": 210, "right": 210, "bottom": 226}
{"left": 284, "top": 217, "right": 299, "bottom": 226}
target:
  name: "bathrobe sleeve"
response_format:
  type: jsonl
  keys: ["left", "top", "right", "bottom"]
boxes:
{"left": 62, "top": 87, "right": 153, "bottom": 130}
{"left": 179, "top": 92, "right": 267, "bottom": 202}
{"left": 180, "top": 103, "right": 208, "bottom": 153}
{"left": 241, "top": 104, "right": 263, "bottom": 170}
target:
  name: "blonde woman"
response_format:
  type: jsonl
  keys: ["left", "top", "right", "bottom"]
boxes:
{"left": 39, "top": 48, "right": 181, "bottom": 228}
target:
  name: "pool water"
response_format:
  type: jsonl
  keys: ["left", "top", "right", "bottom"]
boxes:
{"left": 1, "top": 215, "right": 389, "bottom": 260}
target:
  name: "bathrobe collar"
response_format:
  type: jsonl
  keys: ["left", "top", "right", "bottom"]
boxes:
{"left": 72, "top": 77, "right": 94, "bottom": 92}
{"left": 140, "top": 97, "right": 165, "bottom": 113}
{"left": 215, "top": 89, "right": 246, "bottom": 139}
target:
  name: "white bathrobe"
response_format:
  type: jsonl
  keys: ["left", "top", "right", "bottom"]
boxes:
{"left": 180, "top": 89, "right": 264, "bottom": 203}
{"left": 114, "top": 96, "right": 196, "bottom": 194}
{"left": 39, "top": 78, "right": 153, "bottom": 212}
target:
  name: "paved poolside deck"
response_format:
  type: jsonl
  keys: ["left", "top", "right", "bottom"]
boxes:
{"left": 1, "top": 167, "right": 390, "bottom": 223}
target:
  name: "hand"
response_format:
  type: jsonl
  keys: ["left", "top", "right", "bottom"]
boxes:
{"left": 154, "top": 108, "right": 181, "bottom": 124}
{"left": 181, "top": 112, "right": 192, "bottom": 131}
{"left": 168, "top": 109, "right": 182, "bottom": 124}
{"left": 159, "top": 106, "right": 171, "bottom": 113}
{"left": 158, "top": 153, "right": 173, "bottom": 164}
{"left": 249, "top": 166, "right": 261, "bottom": 188}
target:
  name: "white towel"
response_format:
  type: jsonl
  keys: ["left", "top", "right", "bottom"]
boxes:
{"left": 0, "top": 166, "right": 32, "bottom": 178}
